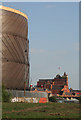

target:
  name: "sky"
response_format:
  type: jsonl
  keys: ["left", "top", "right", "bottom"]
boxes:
{"left": 1, "top": 0, "right": 80, "bottom": 2}
{"left": 2, "top": 2, "right": 79, "bottom": 90}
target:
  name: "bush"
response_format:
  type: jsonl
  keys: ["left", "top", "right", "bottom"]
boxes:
{"left": 59, "top": 95, "right": 63, "bottom": 98}
{"left": 2, "top": 83, "right": 12, "bottom": 102}
{"left": 49, "top": 96, "right": 56, "bottom": 102}
{"left": 77, "top": 97, "right": 81, "bottom": 103}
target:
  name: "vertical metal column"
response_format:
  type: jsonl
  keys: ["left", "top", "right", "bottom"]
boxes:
{"left": 24, "top": 39, "right": 28, "bottom": 98}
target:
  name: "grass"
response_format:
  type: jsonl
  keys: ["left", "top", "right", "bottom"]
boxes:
{"left": 2, "top": 102, "right": 80, "bottom": 119}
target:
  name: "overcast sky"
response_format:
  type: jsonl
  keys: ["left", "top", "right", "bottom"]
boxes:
{"left": 2, "top": 2, "right": 79, "bottom": 89}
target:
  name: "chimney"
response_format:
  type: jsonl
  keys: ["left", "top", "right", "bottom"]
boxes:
{"left": 66, "top": 75, "right": 68, "bottom": 87}
{"left": 64, "top": 72, "right": 66, "bottom": 76}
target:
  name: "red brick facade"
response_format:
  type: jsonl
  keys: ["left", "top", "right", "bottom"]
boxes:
{"left": 37, "top": 72, "right": 69, "bottom": 94}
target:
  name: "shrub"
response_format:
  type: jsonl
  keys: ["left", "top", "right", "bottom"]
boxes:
{"left": 77, "top": 97, "right": 81, "bottom": 103}
{"left": 2, "top": 83, "right": 12, "bottom": 102}
{"left": 49, "top": 96, "right": 56, "bottom": 102}
{"left": 59, "top": 95, "right": 63, "bottom": 98}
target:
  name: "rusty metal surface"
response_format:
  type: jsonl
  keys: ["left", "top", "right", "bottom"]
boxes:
{"left": 0, "top": 7, "right": 29, "bottom": 89}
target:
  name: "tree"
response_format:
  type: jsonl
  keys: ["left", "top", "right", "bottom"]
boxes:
{"left": 49, "top": 96, "right": 56, "bottom": 102}
{"left": 2, "top": 83, "right": 12, "bottom": 102}
{"left": 77, "top": 97, "right": 81, "bottom": 103}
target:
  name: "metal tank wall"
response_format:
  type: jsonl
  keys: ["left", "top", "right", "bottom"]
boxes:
{"left": 0, "top": 6, "right": 29, "bottom": 89}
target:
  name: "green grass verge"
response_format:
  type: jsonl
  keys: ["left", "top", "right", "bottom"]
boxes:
{"left": 2, "top": 102, "right": 80, "bottom": 119}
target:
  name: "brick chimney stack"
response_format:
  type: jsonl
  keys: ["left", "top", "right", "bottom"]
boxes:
{"left": 64, "top": 72, "right": 68, "bottom": 87}
{"left": 66, "top": 75, "right": 68, "bottom": 87}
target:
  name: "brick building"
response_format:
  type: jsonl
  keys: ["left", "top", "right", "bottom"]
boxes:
{"left": 37, "top": 72, "right": 70, "bottom": 94}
